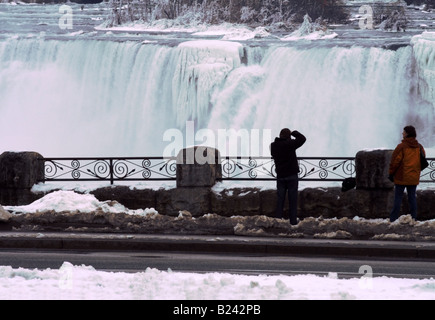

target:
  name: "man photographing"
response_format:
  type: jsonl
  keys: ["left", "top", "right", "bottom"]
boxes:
{"left": 270, "top": 128, "right": 307, "bottom": 225}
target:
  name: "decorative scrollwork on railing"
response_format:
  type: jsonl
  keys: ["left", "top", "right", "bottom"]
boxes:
{"left": 113, "top": 160, "right": 130, "bottom": 179}
{"left": 89, "top": 160, "right": 111, "bottom": 179}
{"left": 44, "top": 160, "right": 60, "bottom": 179}
{"left": 40, "top": 156, "right": 435, "bottom": 184}
{"left": 41, "top": 157, "right": 177, "bottom": 184}
{"left": 221, "top": 157, "right": 276, "bottom": 180}
{"left": 222, "top": 159, "right": 242, "bottom": 177}
{"left": 299, "top": 158, "right": 356, "bottom": 181}
{"left": 421, "top": 159, "right": 435, "bottom": 183}
{"left": 221, "top": 157, "right": 356, "bottom": 181}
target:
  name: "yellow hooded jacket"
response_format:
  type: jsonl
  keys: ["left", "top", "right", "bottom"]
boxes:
{"left": 389, "top": 137, "right": 425, "bottom": 186}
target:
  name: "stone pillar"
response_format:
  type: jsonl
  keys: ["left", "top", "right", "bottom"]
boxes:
{"left": 356, "top": 149, "right": 394, "bottom": 189}
{"left": 0, "top": 152, "right": 44, "bottom": 206}
{"left": 158, "top": 147, "right": 222, "bottom": 216}
{"left": 354, "top": 149, "right": 395, "bottom": 219}
{"left": 176, "top": 146, "right": 222, "bottom": 188}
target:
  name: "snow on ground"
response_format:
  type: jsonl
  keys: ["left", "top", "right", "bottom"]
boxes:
{"left": 4, "top": 190, "right": 157, "bottom": 217}
{"left": 281, "top": 14, "right": 338, "bottom": 41}
{"left": 96, "top": 16, "right": 337, "bottom": 42}
{"left": 1, "top": 261, "right": 435, "bottom": 300}
{"left": 2, "top": 191, "right": 435, "bottom": 300}
{"left": 95, "top": 20, "right": 274, "bottom": 41}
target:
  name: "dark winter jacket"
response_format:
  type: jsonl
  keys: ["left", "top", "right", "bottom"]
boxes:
{"left": 270, "top": 131, "right": 306, "bottom": 179}
{"left": 389, "top": 137, "right": 425, "bottom": 186}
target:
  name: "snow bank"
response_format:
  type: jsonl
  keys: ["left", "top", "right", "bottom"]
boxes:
{"left": 281, "top": 15, "right": 338, "bottom": 41}
{"left": 191, "top": 24, "right": 275, "bottom": 41}
{"left": 97, "top": 16, "right": 337, "bottom": 42}
{"left": 4, "top": 191, "right": 435, "bottom": 241}
{"left": 103, "top": 15, "right": 337, "bottom": 42}
{"left": 4, "top": 191, "right": 157, "bottom": 217}
{"left": 96, "top": 19, "right": 200, "bottom": 33}
{"left": 1, "top": 261, "right": 435, "bottom": 300}
{"left": 220, "top": 27, "right": 275, "bottom": 41}
{"left": 98, "top": 20, "right": 275, "bottom": 41}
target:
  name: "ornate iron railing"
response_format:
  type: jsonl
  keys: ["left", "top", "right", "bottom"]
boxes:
{"left": 40, "top": 156, "right": 435, "bottom": 184}
{"left": 42, "top": 157, "right": 177, "bottom": 184}
{"left": 220, "top": 157, "right": 356, "bottom": 181}
{"left": 420, "top": 159, "right": 435, "bottom": 183}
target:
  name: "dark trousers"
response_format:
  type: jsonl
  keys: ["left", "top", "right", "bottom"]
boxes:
{"left": 275, "top": 174, "right": 299, "bottom": 225}
{"left": 390, "top": 184, "right": 417, "bottom": 222}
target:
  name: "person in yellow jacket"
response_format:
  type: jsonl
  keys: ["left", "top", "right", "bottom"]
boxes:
{"left": 388, "top": 126, "right": 426, "bottom": 222}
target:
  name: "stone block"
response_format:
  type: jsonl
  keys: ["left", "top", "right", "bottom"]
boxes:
{"left": 356, "top": 149, "right": 394, "bottom": 189}
{"left": 0, "top": 152, "right": 44, "bottom": 189}
{"left": 0, "top": 152, "right": 45, "bottom": 206}
{"left": 156, "top": 187, "right": 211, "bottom": 216}
{"left": 340, "top": 188, "right": 395, "bottom": 219}
{"left": 211, "top": 188, "right": 261, "bottom": 217}
{"left": 176, "top": 147, "right": 222, "bottom": 188}
{"left": 90, "top": 186, "right": 156, "bottom": 210}
{"left": 259, "top": 189, "right": 277, "bottom": 217}
{"left": 414, "top": 190, "right": 435, "bottom": 221}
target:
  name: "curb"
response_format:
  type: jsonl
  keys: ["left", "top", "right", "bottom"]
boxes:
{"left": 1, "top": 232, "right": 435, "bottom": 259}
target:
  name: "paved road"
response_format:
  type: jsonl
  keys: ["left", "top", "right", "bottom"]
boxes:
{"left": 1, "top": 249, "right": 435, "bottom": 279}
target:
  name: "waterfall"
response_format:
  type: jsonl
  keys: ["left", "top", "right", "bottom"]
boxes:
{"left": 209, "top": 44, "right": 434, "bottom": 157}
{"left": 412, "top": 32, "right": 435, "bottom": 109}
{"left": 0, "top": 36, "right": 434, "bottom": 158}
{"left": 0, "top": 38, "right": 178, "bottom": 157}
{"left": 171, "top": 40, "right": 244, "bottom": 129}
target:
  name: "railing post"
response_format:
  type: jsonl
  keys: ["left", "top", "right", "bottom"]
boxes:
{"left": 0, "top": 152, "right": 45, "bottom": 205}
{"left": 355, "top": 150, "right": 394, "bottom": 189}
{"left": 176, "top": 147, "right": 222, "bottom": 187}
{"left": 160, "top": 147, "right": 222, "bottom": 216}
{"left": 109, "top": 159, "right": 114, "bottom": 185}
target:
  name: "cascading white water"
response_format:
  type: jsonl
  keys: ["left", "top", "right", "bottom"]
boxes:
{"left": 412, "top": 32, "right": 435, "bottom": 109}
{"left": 0, "top": 38, "right": 180, "bottom": 156}
{"left": 172, "top": 40, "right": 244, "bottom": 129}
{"left": 210, "top": 44, "right": 435, "bottom": 157}
{"left": 0, "top": 38, "right": 250, "bottom": 157}
{"left": 0, "top": 34, "right": 434, "bottom": 158}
